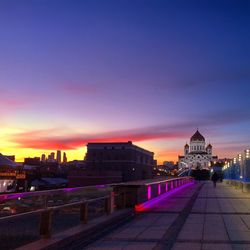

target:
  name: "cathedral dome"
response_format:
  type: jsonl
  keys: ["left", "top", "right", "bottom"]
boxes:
{"left": 190, "top": 130, "right": 205, "bottom": 142}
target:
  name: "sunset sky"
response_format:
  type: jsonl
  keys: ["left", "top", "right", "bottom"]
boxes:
{"left": 0, "top": 0, "right": 249, "bottom": 163}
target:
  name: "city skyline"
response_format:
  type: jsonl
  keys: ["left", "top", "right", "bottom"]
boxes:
{"left": 0, "top": 0, "right": 249, "bottom": 163}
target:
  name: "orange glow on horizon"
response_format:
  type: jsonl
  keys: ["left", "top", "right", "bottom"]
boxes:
{"left": 0, "top": 146, "right": 240, "bottom": 164}
{"left": 0, "top": 127, "right": 239, "bottom": 164}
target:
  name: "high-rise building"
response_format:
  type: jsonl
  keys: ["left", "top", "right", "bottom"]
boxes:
{"left": 56, "top": 150, "right": 61, "bottom": 163}
{"left": 41, "top": 154, "right": 46, "bottom": 162}
{"left": 51, "top": 152, "right": 55, "bottom": 161}
{"left": 63, "top": 152, "right": 67, "bottom": 163}
{"left": 48, "top": 152, "right": 55, "bottom": 162}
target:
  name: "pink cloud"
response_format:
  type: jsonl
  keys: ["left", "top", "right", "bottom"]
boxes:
{"left": 0, "top": 94, "right": 27, "bottom": 108}
{"left": 11, "top": 125, "right": 190, "bottom": 150}
{"left": 0, "top": 88, "right": 42, "bottom": 110}
{"left": 0, "top": 100, "right": 22, "bottom": 107}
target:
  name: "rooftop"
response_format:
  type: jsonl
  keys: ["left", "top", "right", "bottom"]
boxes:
{"left": 190, "top": 130, "right": 205, "bottom": 142}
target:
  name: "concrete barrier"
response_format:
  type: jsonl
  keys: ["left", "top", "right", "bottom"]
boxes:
{"left": 224, "top": 179, "right": 250, "bottom": 193}
{"left": 16, "top": 209, "right": 134, "bottom": 250}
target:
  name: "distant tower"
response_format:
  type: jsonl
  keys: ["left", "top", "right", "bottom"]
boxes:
{"left": 41, "top": 154, "right": 46, "bottom": 162}
{"left": 51, "top": 152, "right": 55, "bottom": 160}
{"left": 49, "top": 152, "right": 55, "bottom": 162}
{"left": 184, "top": 143, "right": 189, "bottom": 156}
{"left": 206, "top": 144, "right": 212, "bottom": 155}
{"left": 63, "top": 152, "right": 67, "bottom": 163}
{"left": 56, "top": 150, "right": 61, "bottom": 163}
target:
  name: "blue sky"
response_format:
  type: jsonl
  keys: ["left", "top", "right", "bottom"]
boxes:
{"left": 0, "top": 0, "right": 249, "bottom": 162}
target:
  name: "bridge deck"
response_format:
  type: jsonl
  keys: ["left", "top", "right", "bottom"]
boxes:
{"left": 85, "top": 181, "right": 250, "bottom": 250}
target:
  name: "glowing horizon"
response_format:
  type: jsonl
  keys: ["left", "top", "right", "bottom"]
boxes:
{"left": 0, "top": 127, "right": 246, "bottom": 164}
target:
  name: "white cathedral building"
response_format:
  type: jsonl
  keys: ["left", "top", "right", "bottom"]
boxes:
{"left": 178, "top": 130, "right": 218, "bottom": 170}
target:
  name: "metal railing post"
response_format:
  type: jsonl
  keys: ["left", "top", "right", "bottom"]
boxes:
{"left": 105, "top": 192, "right": 114, "bottom": 214}
{"left": 80, "top": 201, "right": 88, "bottom": 224}
{"left": 39, "top": 209, "right": 53, "bottom": 238}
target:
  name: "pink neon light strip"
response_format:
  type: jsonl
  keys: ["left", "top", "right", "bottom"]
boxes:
{"left": 158, "top": 184, "right": 161, "bottom": 195}
{"left": 147, "top": 185, "right": 151, "bottom": 200}
{"left": 135, "top": 180, "right": 194, "bottom": 212}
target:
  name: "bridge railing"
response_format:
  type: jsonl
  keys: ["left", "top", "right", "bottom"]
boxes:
{"left": 0, "top": 189, "right": 121, "bottom": 249}
{"left": 0, "top": 184, "right": 112, "bottom": 216}
{"left": 0, "top": 177, "right": 194, "bottom": 249}
{"left": 222, "top": 149, "right": 250, "bottom": 193}
{"left": 112, "top": 176, "right": 194, "bottom": 210}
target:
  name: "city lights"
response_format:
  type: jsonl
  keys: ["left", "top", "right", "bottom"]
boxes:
{"left": 246, "top": 150, "right": 250, "bottom": 159}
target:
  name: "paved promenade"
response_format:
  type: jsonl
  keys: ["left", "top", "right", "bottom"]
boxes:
{"left": 84, "top": 181, "right": 250, "bottom": 250}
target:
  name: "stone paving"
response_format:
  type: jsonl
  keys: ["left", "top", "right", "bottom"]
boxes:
{"left": 84, "top": 181, "right": 250, "bottom": 250}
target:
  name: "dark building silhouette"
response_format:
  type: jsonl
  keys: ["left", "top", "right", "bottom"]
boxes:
{"left": 85, "top": 141, "right": 155, "bottom": 181}
{"left": 24, "top": 157, "right": 40, "bottom": 165}
{"left": 41, "top": 154, "right": 46, "bottom": 162}
{"left": 63, "top": 152, "right": 67, "bottom": 163}
{"left": 4, "top": 155, "right": 15, "bottom": 162}
{"left": 68, "top": 169, "right": 122, "bottom": 187}
{"left": 56, "top": 150, "right": 61, "bottom": 163}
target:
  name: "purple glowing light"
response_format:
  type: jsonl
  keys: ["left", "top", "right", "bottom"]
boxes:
{"left": 158, "top": 184, "right": 161, "bottom": 195}
{"left": 95, "top": 185, "right": 106, "bottom": 188}
{"left": 165, "top": 183, "right": 168, "bottom": 192}
{"left": 0, "top": 184, "right": 110, "bottom": 202}
{"left": 135, "top": 180, "right": 194, "bottom": 212}
{"left": 147, "top": 185, "right": 152, "bottom": 200}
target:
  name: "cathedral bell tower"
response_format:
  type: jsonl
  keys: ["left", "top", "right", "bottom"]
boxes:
{"left": 184, "top": 143, "right": 189, "bottom": 156}
{"left": 206, "top": 144, "right": 212, "bottom": 155}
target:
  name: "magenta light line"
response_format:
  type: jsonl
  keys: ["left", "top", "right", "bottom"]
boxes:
{"left": 135, "top": 181, "right": 194, "bottom": 212}
{"left": 158, "top": 184, "right": 161, "bottom": 195}
{"left": 0, "top": 184, "right": 109, "bottom": 201}
{"left": 147, "top": 185, "right": 151, "bottom": 200}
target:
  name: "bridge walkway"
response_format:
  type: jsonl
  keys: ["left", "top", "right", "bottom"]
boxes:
{"left": 83, "top": 181, "right": 250, "bottom": 250}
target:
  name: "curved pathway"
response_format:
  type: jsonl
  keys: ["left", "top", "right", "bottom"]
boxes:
{"left": 84, "top": 181, "right": 250, "bottom": 250}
